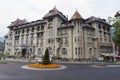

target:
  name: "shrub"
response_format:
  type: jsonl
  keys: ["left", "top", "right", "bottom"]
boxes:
{"left": 42, "top": 48, "right": 50, "bottom": 65}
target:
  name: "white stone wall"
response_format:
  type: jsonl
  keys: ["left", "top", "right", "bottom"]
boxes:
{"left": 4, "top": 15, "right": 113, "bottom": 59}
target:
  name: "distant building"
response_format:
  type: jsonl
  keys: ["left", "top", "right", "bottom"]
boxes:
{"left": 111, "top": 27, "right": 116, "bottom": 37}
{"left": 4, "top": 7, "right": 113, "bottom": 59}
{"left": 0, "top": 42, "right": 4, "bottom": 53}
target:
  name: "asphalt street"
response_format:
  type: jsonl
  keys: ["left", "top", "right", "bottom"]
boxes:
{"left": 0, "top": 62, "right": 120, "bottom": 80}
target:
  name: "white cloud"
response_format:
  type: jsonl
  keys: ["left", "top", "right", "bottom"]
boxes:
{"left": 0, "top": 0, "right": 119, "bottom": 37}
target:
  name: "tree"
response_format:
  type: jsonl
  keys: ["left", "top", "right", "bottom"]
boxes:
{"left": 112, "top": 19, "right": 120, "bottom": 54}
{"left": 112, "top": 20, "right": 120, "bottom": 30}
{"left": 42, "top": 48, "right": 50, "bottom": 65}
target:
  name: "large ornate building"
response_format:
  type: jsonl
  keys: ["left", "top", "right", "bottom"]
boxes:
{"left": 4, "top": 7, "right": 113, "bottom": 59}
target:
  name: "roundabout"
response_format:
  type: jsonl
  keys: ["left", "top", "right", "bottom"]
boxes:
{"left": 21, "top": 65, "right": 66, "bottom": 71}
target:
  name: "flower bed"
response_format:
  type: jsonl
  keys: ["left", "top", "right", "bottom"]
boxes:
{"left": 28, "top": 63, "right": 60, "bottom": 69}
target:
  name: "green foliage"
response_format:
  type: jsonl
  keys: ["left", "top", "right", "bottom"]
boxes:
{"left": 112, "top": 20, "right": 120, "bottom": 30}
{"left": 112, "top": 19, "right": 120, "bottom": 54}
{"left": 42, "top": 48, "right": 50, "bottom": 65}
{"left": 108, "top": 16, "right": 120, "bottom": 54}
{"left": 0, "top": 53, "right": 3, "bottom": 59}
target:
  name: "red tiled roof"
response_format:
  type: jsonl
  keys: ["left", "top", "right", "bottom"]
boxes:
{"left": 43, "top": 6, "right": 59, "bottom": 18}
{"left": 8, "top": 18, "right": 28, "bottom": 27}
{"left": 43, "top": 6, "right": 68, "bottom": 21}
{"left": 71, "top": 10, "right": 83, "bottom": 20}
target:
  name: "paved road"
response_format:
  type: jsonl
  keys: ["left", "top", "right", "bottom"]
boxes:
{"left": 0, "top": 62, "right": 120, "bottom": 80}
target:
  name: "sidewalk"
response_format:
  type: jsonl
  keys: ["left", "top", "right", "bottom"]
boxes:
{"left": 2, "top": 58, "right": 120, "bottom": 65}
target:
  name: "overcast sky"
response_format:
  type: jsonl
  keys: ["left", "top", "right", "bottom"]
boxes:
{"left": 0, "top": 0, "right": 119, "bottom": 37}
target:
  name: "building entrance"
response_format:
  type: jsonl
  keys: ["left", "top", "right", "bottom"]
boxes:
{"left": 21, "top": 48, "right": 27, "bottom": 57}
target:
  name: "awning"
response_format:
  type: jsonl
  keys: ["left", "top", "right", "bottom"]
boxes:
{"left": 101, "top": 53, "right": 117, "bottom": 57}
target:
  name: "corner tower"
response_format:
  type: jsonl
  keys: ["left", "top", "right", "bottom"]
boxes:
{"left": 43, "top": 7, "right": 68, "bottom": 57}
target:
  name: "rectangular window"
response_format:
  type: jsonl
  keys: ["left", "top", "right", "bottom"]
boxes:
{"left": 40, "top": 39, "right": 43, "bottom": 45}
{"left": 65, "top": 37, "right": 68, "bottom": 44}
{"left": 78, "top": 37, "right": 80, "bottom": 42}
{"left": 32, "top": 27, "right": 34, "bottom": 32}
{"left": 38, "top": 49, "right": 43, "bottom": 55}
{"left": 75, "top": 48, "right": 77, "bottom": 55}
{"left": 78, "top": 47, "right": 80, "bottom": 56}
{"left": 41, "top": 25, "right": 44, "bottom": 30}
{"left": 81, "top": 47, "right": 82, "bottom": 56}
{"left": 77, "top": 28, "right": 79, "bottom": 33}
{"left": 75, "top": 37, "right": 77, "bottom": 42}
{"left": 60, "top": 38, "right": 63, "bottom": 44}
{"left": 37, "top": 40, "right": 39, "bottom": 45}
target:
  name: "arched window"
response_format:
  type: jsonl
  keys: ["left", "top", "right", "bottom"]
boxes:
{"left": 61, "top": 48, "right": 67, "bottom": 55}
{"left": 48, "top": 23, "right": 52, "bottom": 29}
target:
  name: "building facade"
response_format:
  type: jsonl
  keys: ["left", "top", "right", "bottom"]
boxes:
{"left": 4, "top": 7, "right": 113, "bottom": 59}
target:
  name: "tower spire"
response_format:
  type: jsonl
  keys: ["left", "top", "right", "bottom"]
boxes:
{"left": 71, "top": 10, "right": 83, "bottom": 20}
